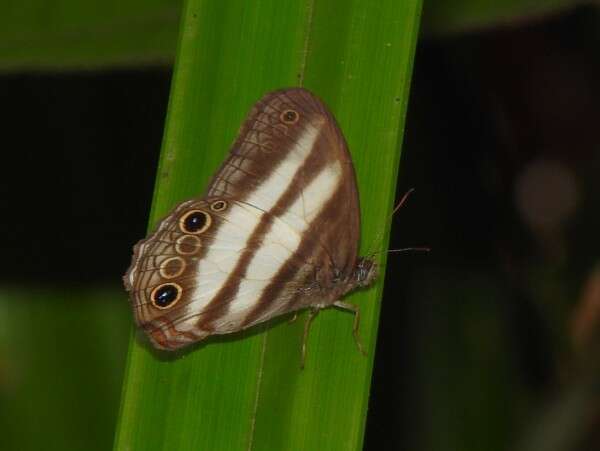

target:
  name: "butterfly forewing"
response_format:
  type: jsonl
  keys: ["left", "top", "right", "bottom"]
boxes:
{"left": 125, "top": 88, "right": 369, "bottom": 351}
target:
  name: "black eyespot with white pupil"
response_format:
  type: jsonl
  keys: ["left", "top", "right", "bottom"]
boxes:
{"left": 180, "top": 210, "right": 211, "bottom": 234}
{"left": 151, "top": 283, "right": 181, "bottom": 309}
{"left": 185, "top": 212, "right": 206, "bottom": 231}
{"left": 280, "top": 109, "right": 299, "bottom": 124}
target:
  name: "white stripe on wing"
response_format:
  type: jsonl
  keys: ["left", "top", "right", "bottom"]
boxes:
{"left": 224, "top": 161, "right": 342, "bottom": 327}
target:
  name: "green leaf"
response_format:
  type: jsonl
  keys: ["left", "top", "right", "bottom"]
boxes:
{"left": 114, "top": 1, "right": 422, "bottom": 450}
{"left": 0, "top": 0, "right": 181, "bottom": 71}
{"left": 0, "top": 289, "right": 128, "bottom": 451}
{"left": 422, "top": 0, "right": 580, "bottom": 35}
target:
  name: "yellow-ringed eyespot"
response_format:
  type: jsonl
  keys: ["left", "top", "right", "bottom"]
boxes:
{"left": 150, "top": 283, "right": 182, "bottom": 309}
{"left": 159, "top": 257, "right": 186, "bottom": 279}
{"left": 175, "top": 235, "right": 202, "bottom": 255}
{"left": 280, "top": 109, "right": 299, "bottom": 124}
{"left": 210, "top": 200, "right": 228, "bottom": 212}
{"left": 179, "top": 210, "right": 211, "bottom": 234}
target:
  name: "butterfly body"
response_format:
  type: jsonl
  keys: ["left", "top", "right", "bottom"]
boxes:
{"left": 124, "top": 88, "right": 377, "bottom": 351}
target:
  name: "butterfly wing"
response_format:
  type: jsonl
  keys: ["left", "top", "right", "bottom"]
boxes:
{"left": 125, "top": 88, "right": 362, "bottom": 350}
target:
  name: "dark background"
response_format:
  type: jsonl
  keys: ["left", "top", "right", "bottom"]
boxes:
{"left": 2, "top": 5, "right": 600, "bottom": 451}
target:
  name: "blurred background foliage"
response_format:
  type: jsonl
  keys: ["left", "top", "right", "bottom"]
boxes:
{"left": 1, "top": 0, "right": 600, "bottom": 450}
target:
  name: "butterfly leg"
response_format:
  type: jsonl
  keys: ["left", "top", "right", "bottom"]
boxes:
{"left": 288, "top": 312, "right": 299, "bottom": 324}
{"left": 333, "top": 301, "right": 367, "bottom": 356}
{"left": 300, "top": 308, "right": 320, "bottom": 369}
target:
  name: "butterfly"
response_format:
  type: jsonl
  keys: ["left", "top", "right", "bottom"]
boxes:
{"left": 124, "top": 88, "right": 378, "bottom": 360}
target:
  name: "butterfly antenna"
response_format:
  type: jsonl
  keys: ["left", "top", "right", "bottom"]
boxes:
{"left": 368, "top": 246, "right": 431, "bottom": 260}
{"left": 387, "top": 246, "right": 430, "bottom": 253}
{"left": 364, "top": 188, "right": 416, "bottom": 258}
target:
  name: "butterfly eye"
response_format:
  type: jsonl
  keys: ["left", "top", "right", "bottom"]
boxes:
{"left": 210, "top": 200, "right": 228, "bottom": 212}
{"left": 180, "top": 210, "right": 211, "bottom": 234}
{"left": 151, "top": 283, "right": 182, "bottom": 309}
{"left": 280, "top": 109, "right": 299, "bottom": 124}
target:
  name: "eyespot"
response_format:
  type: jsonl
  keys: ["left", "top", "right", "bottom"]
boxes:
{"left": 280, "top": 109, "right": 299, "bottom": 124}
{"left": 159, "top": 256, "right": 186, "bottom": 279}
{"left": 151, "top": 283, "right": 182, "bottom": 309}
{"left": 210, "top": 200, "right": 228, "bottom": 212}
{"left": 179, "top": 210, "right": 211, "bottom": 234}
{"left": 175, "top": 235, "right": 202, "bottom": 255}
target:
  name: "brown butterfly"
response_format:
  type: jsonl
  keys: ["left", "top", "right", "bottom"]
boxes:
{"left": 124, "top": 88, "right": 377, "bottom": 360}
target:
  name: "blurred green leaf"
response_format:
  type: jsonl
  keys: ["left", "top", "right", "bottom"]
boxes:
{"left": 404, "top": 271, "right": 517, "bottom": 451}
{"left": 0, "top": 288, "right": 129, "bottom": 451}
{"left": 422, "top": 0, "right": 584, "bottom": 35}
{"left": 0, "top": 0, "right": 180, "bottom": 71}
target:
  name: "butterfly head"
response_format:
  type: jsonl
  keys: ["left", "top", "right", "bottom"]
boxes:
{"left": 355, "top": 257, "right": 378, "bottom": 288}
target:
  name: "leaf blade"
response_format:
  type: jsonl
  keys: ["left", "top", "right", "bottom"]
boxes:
{"left": 114, "top": 1, "right": 422, "bottom": 450}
